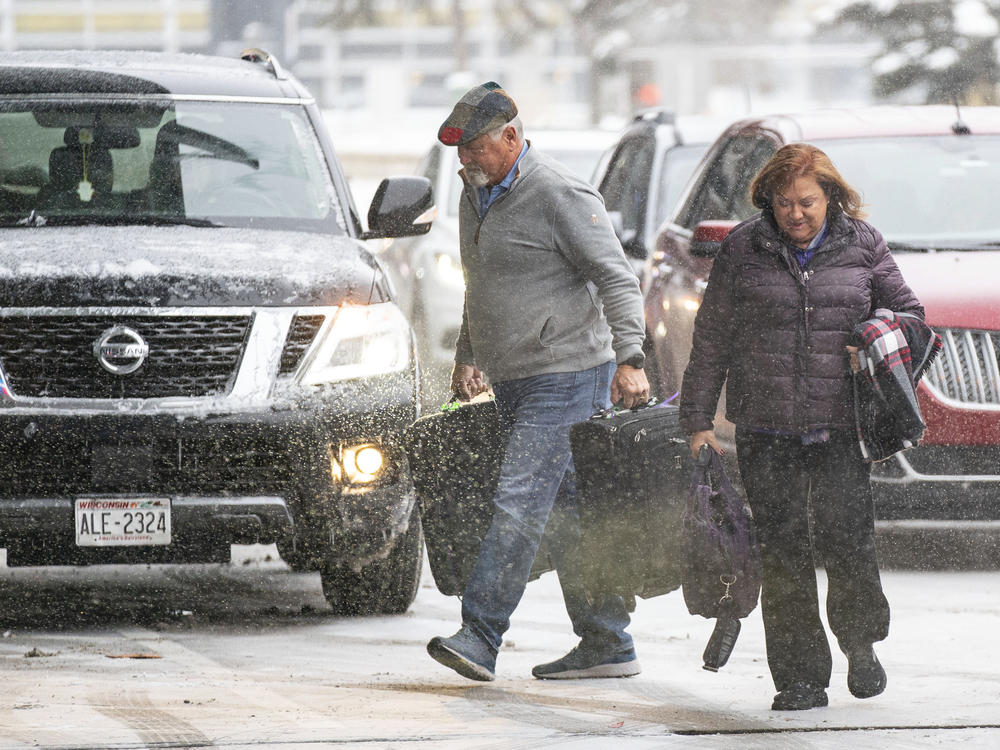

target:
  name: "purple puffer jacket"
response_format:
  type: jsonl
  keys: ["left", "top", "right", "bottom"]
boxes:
{"left": 679, "top": 210, "right": 923, "bottom": 435}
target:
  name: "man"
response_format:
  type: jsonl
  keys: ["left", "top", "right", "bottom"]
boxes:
{"left": 426, "top": 81, "right": 650, "bottom": 682}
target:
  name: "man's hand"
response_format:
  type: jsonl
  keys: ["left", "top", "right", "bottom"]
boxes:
{"left": 610, "top": 364, "right": 650, "bottom": 409}
{"left": 451, "top": 363, "right": 488, "bottom": 401}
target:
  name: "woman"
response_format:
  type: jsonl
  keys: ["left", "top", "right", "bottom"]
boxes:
{"left": 679, "top": 143, "right": 923, "bottom": 711}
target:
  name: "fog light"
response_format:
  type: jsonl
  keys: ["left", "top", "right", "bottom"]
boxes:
{"left": 354, "top": 445, "right": 384, "bottom": 476}
{"left": 343, "top": 443, "right": 384, "bottom": 484}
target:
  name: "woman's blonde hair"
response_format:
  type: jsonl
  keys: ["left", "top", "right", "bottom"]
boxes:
{"left": 750, "top": 143, "right": 866, "bottom": 219}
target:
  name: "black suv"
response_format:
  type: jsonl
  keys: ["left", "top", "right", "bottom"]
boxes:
{"left": 0, "top": 50, "right": 434, "bottom": 615}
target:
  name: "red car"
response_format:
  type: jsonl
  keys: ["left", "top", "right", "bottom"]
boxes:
{"left": 644, "top": 106, "right": 1000, "bottom": 539}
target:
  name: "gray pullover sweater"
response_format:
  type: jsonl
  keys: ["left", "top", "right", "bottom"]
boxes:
{"left": 454, "top": 144, "right": 645, "bottom": 383}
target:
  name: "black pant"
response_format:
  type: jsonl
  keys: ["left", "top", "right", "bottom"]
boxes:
{"left": 735, "top": 428, "right": 890, "bottom": 691}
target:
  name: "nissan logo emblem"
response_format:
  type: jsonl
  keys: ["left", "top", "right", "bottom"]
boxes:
{"left": 94, "top": 326, "right": 149, "bottom": 375}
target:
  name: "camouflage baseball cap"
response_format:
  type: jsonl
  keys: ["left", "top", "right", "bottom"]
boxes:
{"left": 438, "top": 81, "right": 518, "bottom": 146}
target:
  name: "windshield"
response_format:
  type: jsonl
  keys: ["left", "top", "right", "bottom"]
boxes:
{"left": 0, "top": 99, "right": 346, "bottom": 233}
{"left": 817, "top": 134, "right": 1000, "bottom": 246}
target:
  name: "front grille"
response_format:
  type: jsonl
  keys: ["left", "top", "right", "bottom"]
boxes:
{"left": 0, "top": 432, "right": 300, "bottom": 495}
{"left": 0, "top": 315, "right": 251, "bottom": 398}
{"left": 175, "top": 435, "right": 301, "bottom": 491}
{"left": 278, "top": 314, "right": 325, "bottom": 374}
{"left": 923, "top": 328, "right": 1000, "bottom": 405}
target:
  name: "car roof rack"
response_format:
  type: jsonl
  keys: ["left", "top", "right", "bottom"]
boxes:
{"left": 240, "top": 48, "right": 288, "bottom": 81}
{"left": 634, "top": 108, "right": 675, "bottom": 126}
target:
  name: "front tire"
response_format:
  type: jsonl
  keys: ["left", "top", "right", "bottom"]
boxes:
{"left": 320, "top": 507, "right": 424, "bottom": 616}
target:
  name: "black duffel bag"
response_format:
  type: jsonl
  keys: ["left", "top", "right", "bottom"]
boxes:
{"left": 404, "top": 395, "right": 554, "bottom": 596}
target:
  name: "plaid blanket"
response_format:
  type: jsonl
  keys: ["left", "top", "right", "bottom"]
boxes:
{"left": 851, "top": 309, "right": 943, "bottom": 462}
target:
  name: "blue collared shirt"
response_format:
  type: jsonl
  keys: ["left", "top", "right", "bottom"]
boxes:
{"left": 794, "top": 219, "right": 828, "bottom": 268}
{"left": 478, "top": 142, "right": 529, "bottom": 217}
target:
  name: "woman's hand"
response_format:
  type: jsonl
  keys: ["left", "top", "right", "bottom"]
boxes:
{"left": 690, "top": 429, "right": 724, "bottom": 459}
{"left": 846, "top": 344, "right": 861, "bottom": 373}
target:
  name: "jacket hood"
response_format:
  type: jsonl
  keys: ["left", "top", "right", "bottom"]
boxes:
{"left": 0, "top": 226, "right": 384, "bottom": 307}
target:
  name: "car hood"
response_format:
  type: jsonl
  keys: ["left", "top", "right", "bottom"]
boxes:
{"left": 0, "top": 226, "right": 383, "bottom": 307}
{"left": 894, "top": 251, "right": 1000, "bottom": 330}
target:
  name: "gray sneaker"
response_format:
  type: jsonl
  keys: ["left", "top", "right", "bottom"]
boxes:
{"left": 532, "top": 643, "right": 640, "bottom": 680}
{"left": 427, "top": 625, "right": 497, "bottom": 682}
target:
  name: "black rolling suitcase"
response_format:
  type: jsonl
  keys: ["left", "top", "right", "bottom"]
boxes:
{"left": 570, "top": 400, "right": 691, "bottom": 602}
{"left": 404, "top": 395, "right": 554, "bottom": 596}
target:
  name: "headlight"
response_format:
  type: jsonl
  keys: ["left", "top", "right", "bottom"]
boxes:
{"left": 298, "top": 302, "right": 411, "bottom": 385}
{"left": 433, "top": 252, "right": 466, "bottom": 289}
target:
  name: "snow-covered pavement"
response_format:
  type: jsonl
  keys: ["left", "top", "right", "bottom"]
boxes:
{"left": 0, "top": 548, "right": 997, "bottom": 749}
{"left": 415, "top": 560, "right": 1000, "bottom": 748}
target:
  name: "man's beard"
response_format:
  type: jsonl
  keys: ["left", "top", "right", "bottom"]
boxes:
{"left": 464, "top": 164, "right": 490, "bottom": 188}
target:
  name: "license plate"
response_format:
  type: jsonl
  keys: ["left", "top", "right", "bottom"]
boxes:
{"left": 75, "top": 497, "right": 171, "bottom": 546}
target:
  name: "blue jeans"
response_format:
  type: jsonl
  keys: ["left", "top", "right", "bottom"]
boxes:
{"left": 461, "top": 361, "right": 633, "bottom": 654}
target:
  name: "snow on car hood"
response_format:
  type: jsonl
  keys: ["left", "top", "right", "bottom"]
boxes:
{"left": 0, "top": 225, "right": 383, "bottom": 307}
{"left": 894, "top": 251, "right": 1000, "bottom": 331}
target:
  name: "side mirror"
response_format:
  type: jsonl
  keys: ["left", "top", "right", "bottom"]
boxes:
{"left": 362, "top": 176, "right": 435, "bottom": 239}
{"left": 689, "top": 220, "right": 739, "bottom": 258}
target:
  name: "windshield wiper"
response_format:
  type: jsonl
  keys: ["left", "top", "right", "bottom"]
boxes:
{"left": 887, "top": 240, "right": 935, "bottom": 253}
{"left": 128, "top": 215, "right": 224, "bottom": 227}
{"left": 2, "top": 213, "right": 222, "bottom": 228}
{"left": 890, "top": 240, "right": 1000, "bottom": 252}
{"left": 940, "top": 240, "right": 1000, "bottom": 250}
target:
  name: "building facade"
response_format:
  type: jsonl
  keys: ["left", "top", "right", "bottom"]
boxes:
{"left": 1, "top": 0, "right": 876, "bottom": 125}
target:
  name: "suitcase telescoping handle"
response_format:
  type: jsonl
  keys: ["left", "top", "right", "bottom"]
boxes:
{"left": 590, "top": 397, "right": 661, "bottom": 420}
